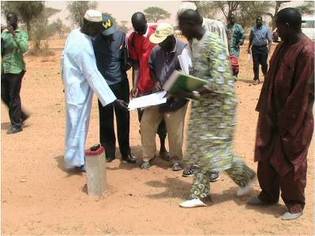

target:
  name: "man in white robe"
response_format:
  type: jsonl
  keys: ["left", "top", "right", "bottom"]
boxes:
{"left": 62, "top": 10, "right": 120, "bottom": 170}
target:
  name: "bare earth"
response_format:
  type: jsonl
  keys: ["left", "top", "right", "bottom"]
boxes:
{"left": 2, "top": 39, "right": 314, "bottom": 235}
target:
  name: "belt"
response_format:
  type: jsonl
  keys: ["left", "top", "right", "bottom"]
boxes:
{"left": 252, "top": 44, "right": 267, "bottom": 48}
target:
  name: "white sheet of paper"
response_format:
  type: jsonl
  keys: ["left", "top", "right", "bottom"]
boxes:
{"left": 128, "top": 91, "right": 167, "bottom": 110}
{"left": 178, "top": 48, "right": 192, "bottom": 75}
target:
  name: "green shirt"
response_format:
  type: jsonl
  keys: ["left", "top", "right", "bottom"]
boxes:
{"left": 1, "top": 28, "right": 29, "bottom": 74}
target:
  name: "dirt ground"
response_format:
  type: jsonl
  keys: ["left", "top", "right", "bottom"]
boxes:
{"left": 2, "top": 38, "right": 314, "bottom": 235}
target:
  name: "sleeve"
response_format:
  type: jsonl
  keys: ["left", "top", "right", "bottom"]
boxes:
{"left": 205, "top": 35, "right": 234, "bottom": 94}
{"left": 249, "top": 29, "right": 254, "bottom": 43}
{"left": 127, "top": 32, "right": 138, "bottom": 61}
{"left": 266, "top": 27, "right": 272, "bottom": 43}
{"left": 238, "top": 25, "right": 245, "bottom": 44}
{"left": 15, "top": 31, "right": 29, "bottom": 53}
{"left": 278, "top": 47, "right": 314, "bottom": 136}
{"left": 148, "top": 48, "right": 157, "bottom": 81}
{"left": 76, "top": 46, "right": 116, "bottom": 106}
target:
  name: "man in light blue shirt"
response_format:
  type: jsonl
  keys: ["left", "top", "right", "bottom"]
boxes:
{"left": 248, "top": 16, "right": 272, "bottom": 85}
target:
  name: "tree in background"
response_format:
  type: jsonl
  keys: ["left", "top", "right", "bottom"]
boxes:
{"left": 143, "top": 7, "right": 170, "bottom": 23}
{"left": 265, "top": 1, "right": 315, "bottom": 30}
{"left": 196, "top": 1, "right": 315, "bottom": 31}
{"left": 1, "top": 1, "right": 44, "bottom": 37}
{"left": 67, "top": 1, "right": 97, "bottom": 27}
{"left": 238, "top": 2, "right": 273, "bottom": 30}
{"left": 195, "top": 1, "right": 271, "bottom": 30}
{"left": 118, "top": 20, "right": 129, "bottom": 33}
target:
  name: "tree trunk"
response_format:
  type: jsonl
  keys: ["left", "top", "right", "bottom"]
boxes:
{"left": 26, "top": 21, "right": 31, "bottom": 39}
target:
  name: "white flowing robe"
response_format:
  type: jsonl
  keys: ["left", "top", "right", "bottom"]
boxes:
{"left": 62, "top": 29, "right": 116, "bottom": 168}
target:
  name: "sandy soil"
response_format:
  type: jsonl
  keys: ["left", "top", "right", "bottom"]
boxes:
{"left": 2, "top": 38, "right": 314, "bottom": 235}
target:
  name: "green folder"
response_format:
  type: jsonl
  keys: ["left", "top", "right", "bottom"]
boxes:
{"left": 163, "top": 70, "right": 208, "bottom": 94}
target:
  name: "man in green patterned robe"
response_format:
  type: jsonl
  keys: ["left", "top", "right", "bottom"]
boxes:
{"left": 226, "top": 14, "right": 245, "bottom": 58}
{"left": 177, "top": 9, "right": 256, "bottom": 208}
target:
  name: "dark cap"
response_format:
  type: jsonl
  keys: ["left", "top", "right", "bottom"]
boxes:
{"left": 101, "top": 14, "right": 117, "bottom": 36}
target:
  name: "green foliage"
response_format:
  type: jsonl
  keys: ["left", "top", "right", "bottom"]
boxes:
{"left": 196, "top": 1, "right": 272, "bottom": 30}
{"left": 238, "top": 2, "right": 274, "bottom": 30}
{"left": 295, "top": 1, "right": 315, "bottom": 15}
{"left": 143, "top": 7, "right": 170, "bottom": 22}
{"left": 67, "top": 1, "right": 97, "bottom": 27}
{"left": 45, "top": 7, "right": 61, "bottom": 18}
{"left": 1, "top": 1, "right": 44, "bottom": 37}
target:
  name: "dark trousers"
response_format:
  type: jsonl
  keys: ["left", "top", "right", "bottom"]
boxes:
{"left": 252, "top": 45, "right": 268, "bottom": 81}
{"left": 98, "top": 78, "right": 130, "bottom": 159}
{"left": 137, "top": 108, "right": 167, "bottom": 141}
{"left": 1, "top": 71, "right": 27, "bottom": 128}
{"left": 257, "top": 161, "right": 306, "bottom": 213}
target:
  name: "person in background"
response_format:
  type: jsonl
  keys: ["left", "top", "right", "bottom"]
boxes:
{"left": 1, "top": 12, "right": 29, "bottom": 134}
{"left": 93, "top": 14, "right": 136, "bottom": 164}
{"left": 140, "top": 23, "right": 188, "bottom": 170}
{"left": 248, "top": 16, "right": 272, "bottom": 85}
{"left": 177, "top": 9, "right": 256, "bottom": 208}
{"left": 128, "top": 12, "right": 169, "bottom": 163}
{"left": 62, "top": 10, "right": 126, "bottom": 171}
{"left": 226, "top": 14, "right": 245, "bottom": 78}
{"left": 248, "top": 8, "right": 314, "bottom": 221}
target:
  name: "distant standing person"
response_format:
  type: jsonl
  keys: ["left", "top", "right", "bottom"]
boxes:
{"left": 93, "top": 14, "right": 136, "bottom": 164}
{"left": 62, "top": 10, "right": 126, "bottom": 170}
{"left": 128, "top": 12, "right": 169, "bottom": 161}
{"left": 226, "top": 14, "right": 245, "bottom": 77}
{"left": 248, "top": 8, "right": 314, "bottom": 221}
{"left": 1, "top": 12, "right": 29, "bottom": 134}
{"left": 248, "top": 16, "right": 272, "bottom": 85}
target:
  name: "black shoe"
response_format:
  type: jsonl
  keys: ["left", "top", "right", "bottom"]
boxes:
{"left": 121, "top": 153, "right": 137, "bottom": 164}
{"left": 182, "top": 165, "right": 199, "bottom": 177}
{"left": 209, "top": 171, "right": 220, "bottom": 182}
{"left": 21, "top": 112, "right": 30, "bottom": 123}
{"left": 106, "top": 157, "right": 115, "bottom": 162}
{"left": 7, "top": 126, "right": 22, "bottom": 134}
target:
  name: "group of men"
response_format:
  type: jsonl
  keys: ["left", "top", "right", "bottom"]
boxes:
{"left": 1, "top": 4, "right": 313, "bottom": 221}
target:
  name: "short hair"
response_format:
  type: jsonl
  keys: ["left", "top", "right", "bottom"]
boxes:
{"left": 178, "top": 9, "right": 203, "bottom": 25}
{"left": 276, "top": 7, "right": 301, "bottom": 31}
{"left": 6, "top": 12, "right": 18, "bottom": 21}
{"left": 131, "top": 12, "right": 146, "bottom": 25}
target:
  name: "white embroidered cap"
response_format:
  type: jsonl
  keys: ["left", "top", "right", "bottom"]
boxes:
{"left": 84, "top": 9, "right": 102, "bottom": 22}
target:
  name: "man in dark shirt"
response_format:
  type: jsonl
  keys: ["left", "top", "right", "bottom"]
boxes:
{"left": 93, "top": 14, "right": 136, "bottom": 163}
{"left": 140, "top": 23, "right": 188, "bottom": 170}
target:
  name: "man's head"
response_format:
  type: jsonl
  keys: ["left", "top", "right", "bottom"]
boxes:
{"left": 256, "top": 16, "right": 263, "bottom": 28}
{"left": 131, "top": 12, "right": 147, "bottom": 35}
{"left": 276, "top": 8, "right": 302, "bottom": 42}
{"left": 177, "top": 2, "right": 197, "bottom": 16}
{"left": 177, "top": 9, "right": 203, "bottom": 40}
{"left": 149, "top": 23, "right": 175, "bottom": 52}
{"left": 228, "top": 14, "right": 236, "bottom": 25}
{"left": 101, "top": 13, "right": 117, "bottom": 38}
{"left": 81, "top": 9, "right": 103, "bottom": 37}
{"left": 6, "top": 12, "right": 18, "bottom": 30}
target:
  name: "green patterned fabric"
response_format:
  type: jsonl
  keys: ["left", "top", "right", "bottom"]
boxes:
{"left": 226, "top": 23, "right": 244, "bottom": 57}
{"left": 1, "top": 29, "right": 29, "bottom": 74}
{"left": 191, "top": 158, "right": 256, "bottom": 199}
{"left": 185, "top": 31, "right": 255, "bottom": 199}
